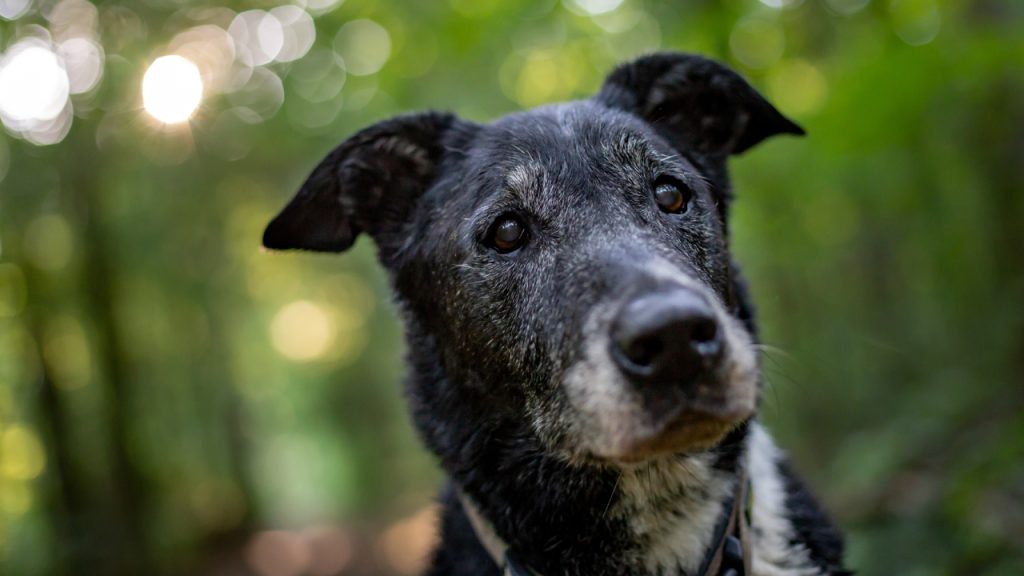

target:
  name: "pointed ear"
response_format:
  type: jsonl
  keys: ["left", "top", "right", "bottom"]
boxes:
{"left": 263, "top": 112, "right": 470, "bottom": 254}
{"left": 595, "top": 53, "right": 804, "bottom": 157}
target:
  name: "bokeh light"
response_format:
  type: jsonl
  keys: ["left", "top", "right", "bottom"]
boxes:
{"left": 890, "top": 0, "right": 941, "bottom": 45}
{"left": 825, "top": 0, "right": 870, "bottom": 15}
{"left": 377, "top": 506, "right": 439, "bottom": 575}
{"left": 729, "top": 17, "right": 785, "bottom": 69}
{"left": 0, "top": 425, "right": 46, "bottom": 480}
{"left": 270, "top": 300, "right": 335, "bottom": 361}
{"left": 57, "top": 37, "right": 104, "bottom": 94}
{"left": 270, "top": 6, "right": 316, "bottom": 63}
{"left": 0, "top": 41, "right": 70, "bottom": 128}
{"left": 334, "top": 19, "right": 391, "bottom": 76}
{"left": 290, "top": 48, "right": 346, "bottom": 104}
{"left": 246, "top": 530, "right": 311, "bottom": 576}
{"left": 768, "top": 59, "right": 828, "bottom": 116}
{"left": 229, "top": 67, "right": 285, "bottom": 121}
{"left": 759, "top": 0, "right": 804, "bottom": 8}
{"left": 142, "top": 55, "right": 203, "bottom": 124}
{"left": 0, "top": 0, "right": 32, "bottom": 20}
{"left": 46, "top": 0, "right": 98, "bottom": 42}
{"left": 567, "top": 0, "right": 626, "bottom": 15}
{"left": 302, "top": 525, "right": 353, "bottom": 576}
{"left": 230, "top": 10, "right": 284, "bottom": 66}
{"left": 169, "top": 25, "right": 236, "bottom": 95}
{"left": 245, "top": 526, "right": 353, "bottom": 576}
{"left": 303, "top": 0, "right": 345, "bottom": 16}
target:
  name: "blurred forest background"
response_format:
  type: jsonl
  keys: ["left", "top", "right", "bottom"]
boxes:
{"left": 0, "top": 0, "right": 1021, "bottom": 574}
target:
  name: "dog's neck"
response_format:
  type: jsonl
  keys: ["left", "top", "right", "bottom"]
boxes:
{"left": 450, "top": 427, "right": 746, "bottom": 576}
{"left": 609, "top": 453, "right": 739, "bottom": 574}
{"left": 462, "top": 452, "right": 739, "bottom": 575}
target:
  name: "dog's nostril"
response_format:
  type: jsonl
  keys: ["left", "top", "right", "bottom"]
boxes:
{"left": 689, "top": 317, "right": 718, "bottom": 344}
{"left": 687, "top": 316, "right": 721, "bottom": 359}
{"left": 623, "top": 334, "right": 664, "bottom": 367}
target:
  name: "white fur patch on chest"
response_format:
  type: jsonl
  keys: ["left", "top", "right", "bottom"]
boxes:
{"left": 746, "top": 424, "right": 821, "bottom": 576}
{"left": 612, "top": 453, "right": 732, "bottom": 575}
{"left": 611, "top": 424, "right": 823, "bottom": 576}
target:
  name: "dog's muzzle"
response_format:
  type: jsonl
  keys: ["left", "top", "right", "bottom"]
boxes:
{"left": 602, "top": 287, "right": 754, "bottom": 459}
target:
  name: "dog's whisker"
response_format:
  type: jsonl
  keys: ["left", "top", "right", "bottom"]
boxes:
{"left": 751, "top": 342, "right": 791, "bottom": 357}
{"left": 602, "top": 471, "right": 622, "bottom": 520}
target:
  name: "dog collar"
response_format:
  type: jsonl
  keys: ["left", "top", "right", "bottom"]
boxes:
{"left": 458, "top": 467, "right": 753, "bottom": 576}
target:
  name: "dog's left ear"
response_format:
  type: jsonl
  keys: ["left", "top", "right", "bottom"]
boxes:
{"left": 263, "top": 111, "right": 472, "bottom": 256}
{"left": 596, "top": 52, "right": 804, "bottom": 157}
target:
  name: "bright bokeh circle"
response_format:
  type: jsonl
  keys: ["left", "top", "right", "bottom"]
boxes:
{"left": 0, "top": 44, "right": 70, "bottom": 125}
{"left": 142, "top": 55, "right": 204, "bottom": 124}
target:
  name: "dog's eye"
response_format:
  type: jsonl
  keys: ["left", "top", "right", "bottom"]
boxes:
{"left": 653, "top": 179, "right": 691, "bottom": 214}
{"left": 490, "top": 216, "right": 527, "bottom": 253}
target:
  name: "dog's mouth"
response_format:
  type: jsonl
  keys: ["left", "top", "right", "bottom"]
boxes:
{"left": 594, "top": 396, "right": 755, "bottom": 464}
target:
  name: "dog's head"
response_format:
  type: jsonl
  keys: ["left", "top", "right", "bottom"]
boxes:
{"left": 264, "top": 53, "right": 802, "bottom": 465}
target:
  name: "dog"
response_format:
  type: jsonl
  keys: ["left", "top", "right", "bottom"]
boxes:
{"left": 263, "top": 52, "right": 848, "bottom": 576}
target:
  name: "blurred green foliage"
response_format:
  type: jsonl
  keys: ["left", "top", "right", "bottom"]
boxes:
{"left": 0, "top": 0, "right": 1022, "bottom": 575}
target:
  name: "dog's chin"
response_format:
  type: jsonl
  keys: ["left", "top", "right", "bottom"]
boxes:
{"left": 587, "top": 397, "right": 756, "bottom": 465}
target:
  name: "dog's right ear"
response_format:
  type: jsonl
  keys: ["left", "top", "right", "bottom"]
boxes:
{"left": 263, "top": 112, "right": 470, "bottom": 254}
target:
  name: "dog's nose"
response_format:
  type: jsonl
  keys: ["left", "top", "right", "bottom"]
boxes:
{"left": 611, "top": 290, "right": 723, "bottom": 382}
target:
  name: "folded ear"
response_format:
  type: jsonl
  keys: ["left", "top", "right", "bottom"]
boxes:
{"left": 595, "top": 53, "right": 804, "bottom": 157}
{"left": 263, "top": 111, "right": 469, "bottom": 254}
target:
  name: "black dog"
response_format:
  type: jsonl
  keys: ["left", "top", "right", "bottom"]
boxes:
{"left": 263, "top": 52, "right": 847, "bottom": 576}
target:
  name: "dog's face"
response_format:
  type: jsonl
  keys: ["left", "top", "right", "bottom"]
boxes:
{"left": 264, "top": 53, "right": 802, "bottom": 465}
{"left": 390, "top": 104, "right": 762, "bottom": 464}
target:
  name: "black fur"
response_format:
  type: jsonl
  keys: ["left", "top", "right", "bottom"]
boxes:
{"left": 778, "top": 460, "right": 849, "bottom": 575}
{"left": 264, "top": 53, "right": 846, "bottom": 575}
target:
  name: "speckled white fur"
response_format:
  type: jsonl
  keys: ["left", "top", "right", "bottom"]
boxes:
{"left": 602, "top": 423, "right": 824, "bottom": 575}
{"left": 613, "top": 453, "right": 733, "bottom": 575}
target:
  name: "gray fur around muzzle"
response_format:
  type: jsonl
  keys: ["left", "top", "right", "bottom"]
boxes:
{"left": 549, "top": 257, "right": 759, "bottom": 463}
